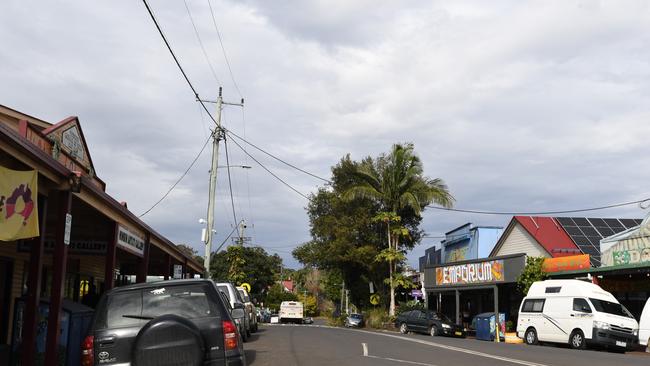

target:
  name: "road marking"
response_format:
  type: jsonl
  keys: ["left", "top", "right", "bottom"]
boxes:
{"left": 269, "top": 324, "right": 550, "bottom": 366}
{"left": 362, "top": 342, "right": 438, "bottom": 366}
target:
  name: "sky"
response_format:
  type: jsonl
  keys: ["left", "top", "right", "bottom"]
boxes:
{"left": 2, "top": 0, "right": 650, "bottom": 269}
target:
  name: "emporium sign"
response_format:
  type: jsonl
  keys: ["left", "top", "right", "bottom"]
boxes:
{"left": 117, "top": 224, "right": 145, "bottom": 257}
{"left": 435, "top": 259, "right": 504, "bottom": 286}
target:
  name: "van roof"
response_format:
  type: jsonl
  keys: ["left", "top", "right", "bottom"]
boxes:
{"left": 526, "top": 279, "right": 617, "bottom": 302}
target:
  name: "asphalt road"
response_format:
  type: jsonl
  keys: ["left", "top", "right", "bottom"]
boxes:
{"left": 244, "top": 324, "right": 649, "bottom": 366}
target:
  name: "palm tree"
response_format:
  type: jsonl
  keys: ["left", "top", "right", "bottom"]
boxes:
{"left": 344, "top": 143, "right": 453, "bottom": 316}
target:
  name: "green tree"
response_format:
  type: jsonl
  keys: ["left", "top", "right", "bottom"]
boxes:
{"left": 517, "top": 256, "right": 548, "bottom": 295}
{"left": 176, "top": 244, "right": 203, "bottom": 264}
{"left": 343, "top": 143, "right": 454, "bottom": 315}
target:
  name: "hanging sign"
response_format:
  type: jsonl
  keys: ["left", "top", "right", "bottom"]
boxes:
{"left": 64, "top": 213, "right": 72, "bottom": 245}
{"left": 117, "top": 224, "right": 145, "bottom": 257}
{"left": 0, "top": 167, "right": 39, "bottom": 241}
{"left": 543, "top": 254, "right": 590, "bottom": 273}
{"left": 435, "top": 259, "right": 505, "bottom": 285}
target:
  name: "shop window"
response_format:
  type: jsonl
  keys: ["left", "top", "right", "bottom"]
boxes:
{"left": 522, "top": 299, "right": 545, "bottom": 313}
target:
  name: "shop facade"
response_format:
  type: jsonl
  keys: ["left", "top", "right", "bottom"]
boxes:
{"left": 0, "top": 105, "right": 203, "bottom": 365}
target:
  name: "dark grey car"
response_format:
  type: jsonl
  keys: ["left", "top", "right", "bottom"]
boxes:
{"left": 83, "top": 279, "right": 246, "bottom": 366}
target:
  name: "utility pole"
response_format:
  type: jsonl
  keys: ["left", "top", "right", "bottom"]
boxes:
{"left": 200, "top": 87, "right": 244, "bottom": 277}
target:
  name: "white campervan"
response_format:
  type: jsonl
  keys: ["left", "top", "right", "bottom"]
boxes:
{"left": 639, "top": 298, "right": 650, "bottom": 350}
{"left": 517, "top": 279, "right": 638, "bottom": 351}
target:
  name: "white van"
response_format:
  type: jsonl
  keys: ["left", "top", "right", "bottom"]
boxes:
{"left": 517, "top": 279, "right": 638, "bottom": 351}
{"left": 640, "top": 298, "right": 650, "bottom": 350}
{"left": 279, "top": 301, "right": 304, "bottom": 323}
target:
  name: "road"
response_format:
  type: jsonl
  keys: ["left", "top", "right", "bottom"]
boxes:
{"left": 244, "top": 323, "right": 649, "bottom": 366}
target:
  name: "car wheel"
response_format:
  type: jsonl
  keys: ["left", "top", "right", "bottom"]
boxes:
{"left": 429, "top": 325, "right": 438, "bottom": 337}
{"left": 399, "top": 323, "right": 408, "bottom": 334}
{"left": 241, "top": 325, "right": 248, "bottom": 342}
{"left": 524, "top": 328, "right": 538, "bottom": 345}
{"left": 569, "top": 330, "right": 586, "bottom": 350}
{"left": 132, "top": 314, "right": 204, "bottom": 366}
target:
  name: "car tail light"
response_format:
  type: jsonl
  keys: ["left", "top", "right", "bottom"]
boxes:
{"left": 81, "top": 335, "right": 94, "bottom": 366}
{"left": 223, "top": 320, "right": 238, "bottom": 351}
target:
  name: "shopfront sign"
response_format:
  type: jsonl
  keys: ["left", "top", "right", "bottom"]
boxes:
{"left": 435, "top": 259, "right": 504, "bottom": 286}
{"left": 543, "top": 254, "right": 590, "bottom": 273}
{"left": 117, "top": 224, "right": 145, "bottom": 257}
{"left": 601, "top": 225, "right": 650, "bottom": 267}
{"left": 0, "top": 166, "right": 39, "bottom": 241}
{"left": 173, "top": 264, "right": 183, "bottom": 279}
{"left": 18, "top": 238, "right": 107, "bottom": 255}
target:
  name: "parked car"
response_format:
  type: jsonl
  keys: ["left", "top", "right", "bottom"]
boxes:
{"left": 637, "top": 297, "right": 649, "bottom": 350}
{"left": 517, "top": 279, "right": 638, "bottom": 352}
{"left": 345, "top": 313, "right": 364, "bottom": 328}
{"left": 217, "top": 282, "right": 251, "bottom": 341}
{"left": 237, "top": 286, "right": 259, "bottom": 333}
{"left": 304, "top": 317, "right": 314, "bottom": 324}
{"left": 218, "top": 290, "right": 249, "bottom": 344}
{"left": 395, "top": 309, "right": 466, "bottom": 337}
{"left": 257, "top": 308, "right": 271, "bottom": 323}
{"left": 83, "top": 279, "right": 246, "bottom": 366}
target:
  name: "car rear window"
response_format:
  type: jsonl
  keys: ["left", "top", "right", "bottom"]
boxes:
{"left": 238, "top": 289, "right": 250, "bottom": 302}
{"left": 95, "top": 284, "right": 218, "bottom": 329}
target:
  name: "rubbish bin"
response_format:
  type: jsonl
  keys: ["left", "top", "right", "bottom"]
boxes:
{"left": 473, "top": 312, "right": 505, "bottom": 341}
{"left": 11, "top": 297, "right": 94, "bottom": 366}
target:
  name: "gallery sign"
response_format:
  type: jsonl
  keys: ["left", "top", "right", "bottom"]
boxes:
{"left": 435, "top": 259, "right": 505, "bottom": 286}
{"left": 117, "top": 224, "right": 145, "bottom": 257}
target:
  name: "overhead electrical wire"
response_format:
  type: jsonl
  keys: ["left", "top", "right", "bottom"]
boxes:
{"left": 183, "top": 0, "right": 222, "bottom": 85}
{"left": 225, "top": 129, "right": 331, "bottom": 183}
{"left": 139, "top": 134, "right": 212, "bottom": 217}
{"left": 206, "top": 0, "right": 243, "bottom": 98}
{"left": 223, "top": 135, "right": 239, "bottom": 229}
{"left": 427, "top": 197, "right": 650, "bottom": 216}
{"left": 227, "top": 132, "right": 311, "bottom": 200}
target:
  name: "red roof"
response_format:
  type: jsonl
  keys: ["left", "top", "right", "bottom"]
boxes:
{"left": 514, "top": 216, "right": 581, "bottom": 257}
{"left": 282, "top": 280, "right": 294, "bottom": 292}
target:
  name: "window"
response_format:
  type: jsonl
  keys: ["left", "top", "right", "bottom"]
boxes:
{"left": 589, "top": 298, "right": 634, "bottom": 318}
{"left": 522, "top": 299, "right": 545, "bottom": 313}
{"left": 545, "top": 287, "right": 561, "bottom": 294}
{"left": 573, "top": 298, "right": 591, "bottom": 313}
{"left": 417, "top": 311, "right": 427, "bottom": 319}
{"left": 409, "top": 310, "right": 422, "bottom": 319}
{"left": 427, "top": 312, "right": 439, "bottom": 320}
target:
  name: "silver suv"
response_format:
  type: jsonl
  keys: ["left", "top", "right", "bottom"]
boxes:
{"left": 216, "top": 282, "right": 251, "bottom": 341}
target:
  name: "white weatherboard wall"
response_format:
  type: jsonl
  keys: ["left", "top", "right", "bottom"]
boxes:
{"left": 493, "top": 222, "right": 549, "bottom": 258}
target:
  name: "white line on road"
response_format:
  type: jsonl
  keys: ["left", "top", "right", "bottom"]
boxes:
{"left": 362, "top": 342, "right": 438, "bottom": 366}
{"left": 268, "top": 324, "right": 550, "bottom": 366}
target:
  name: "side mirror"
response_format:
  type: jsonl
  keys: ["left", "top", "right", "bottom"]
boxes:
{"left": 232, "top": 308, "right": 246, "bottom": 319}
{"left": 234, "top": 302, "right": 245, "bottom": 310}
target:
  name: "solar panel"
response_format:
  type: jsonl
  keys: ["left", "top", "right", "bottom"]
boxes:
{"left": 554, "top": 216, "right": 642, "bottom": 268}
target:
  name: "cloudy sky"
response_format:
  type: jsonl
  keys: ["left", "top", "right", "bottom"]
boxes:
{"left": 2, "top": 0, "right": 650, "bottom": 269}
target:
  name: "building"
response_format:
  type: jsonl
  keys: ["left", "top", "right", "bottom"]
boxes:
{"left": 0, "top": 105, "right": 204, "bottom": 365}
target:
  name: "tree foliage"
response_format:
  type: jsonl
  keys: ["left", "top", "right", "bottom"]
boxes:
{"left": 176, "top": 244, "right": 203, "bottom": 264}
{"left": 210, "top": 245, "right": 283, "bottom": 300}
{"left": 264, "top": 284, "right": 298, "bottom": 312}
{"left": 517, "top": 256, "right": 548, "bottom": 295}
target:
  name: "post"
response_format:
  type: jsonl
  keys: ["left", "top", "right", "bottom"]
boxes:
{"left": 164, "top": 253, "right": 171, "bottom": 280}
{"left": 340, "top": 281, "right": 345, "bottom": 315}
{"left": 494, "top": 285, "right": 500, "bottom": 343}
{"left": 104, "top": 222, "right": 118, "bottom": 290}
{"left": 45, "top": 190, "right": 72, "bottom": 365}
{"left": 136, "top": 233, "right": 150, "bottom": 283}
{"left": 21, "top": 196, "right": 47, "bottom": 366}
{"left": 455, "top": 290, "right": 460, "bottom": 325}
{"left": 204, "top": 88, "right": 223, "bottom": 277}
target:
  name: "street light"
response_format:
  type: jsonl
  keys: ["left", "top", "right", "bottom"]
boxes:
{"left": 217, "top": 165, "right": 252, "bottom": 169}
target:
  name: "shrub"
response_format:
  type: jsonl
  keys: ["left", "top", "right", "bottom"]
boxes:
{"left": 365, "top": 308, "right": 391, "bottom": 329}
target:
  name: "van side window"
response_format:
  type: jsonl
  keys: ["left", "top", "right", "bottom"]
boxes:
{"left": 522, "top": 299, "right": 545, "bottom": 313}
{"left": 545, "top": 287, "right": 561, "bottom": 293}
{"left": 573, "top": 298, "right": 592, "bottom": 313}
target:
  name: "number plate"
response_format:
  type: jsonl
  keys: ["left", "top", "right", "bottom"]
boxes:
{"left": 455, "top": 331, "right": 462, "bottom": 336}
{"left": 615, "top": 341, "right": 626, "bottom": 347}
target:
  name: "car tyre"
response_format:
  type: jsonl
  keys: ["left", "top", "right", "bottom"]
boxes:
{"left": 429, "top": 325, "right": 438, "bottom": 337}
{"left": 524, "top": 328, "right": 538, "bottom": 345}
{"left": 399, "top": 323, "right": 408, "bottom": 334}
{"left": 569, "top": 330, "right": 586, "bottom": 350}
{"left": 241, "top": 325, "right": 248, "bottom": 342}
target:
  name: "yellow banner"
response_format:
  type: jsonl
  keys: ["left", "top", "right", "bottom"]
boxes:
{"left": 0, "top": 166, "right": 39, "bottom": 241}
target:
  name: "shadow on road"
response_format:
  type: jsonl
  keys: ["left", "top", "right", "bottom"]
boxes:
{"left": 244, "top": 349, "right": 257, "bottom": 364}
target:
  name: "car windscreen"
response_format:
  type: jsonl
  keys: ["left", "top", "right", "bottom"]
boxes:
{"left": 350, "top": 314, "right": 363, "bottom": 319}
{"left": 237, "top": 289, "right": 250, "bottom": 302}
{"left": 589, "top": 298, "right": 634, "bottom": 318}
{"left": 95, "top": 284, "right": 218, "bottom": 329}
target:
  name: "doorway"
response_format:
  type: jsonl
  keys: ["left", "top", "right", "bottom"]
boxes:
{"left": 0, "top": 256, "right": 14, "bottom": 365}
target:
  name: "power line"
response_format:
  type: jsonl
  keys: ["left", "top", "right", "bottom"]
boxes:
{"left": 427, "top": 197, "right": 650, "bottom": 216}
{"left": 225, "top": 129, "right": 331, "bottom": 183}
{"left": 223, "top": 135, "right": 239, "bottom": 229}
{"left": 227, "top": 132, "right": 311, "bottom": 200}
{"left": 183, "top": 0, "right": 222, "bottom": 85}
{"left": 142, "top": 0, "right": 221, "bottom": 128}
{"left": 139, "top": 134, "right": 212, "bottom": 217}
{"left": 206, "top": 0, "right": 243, "bottom": 98}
